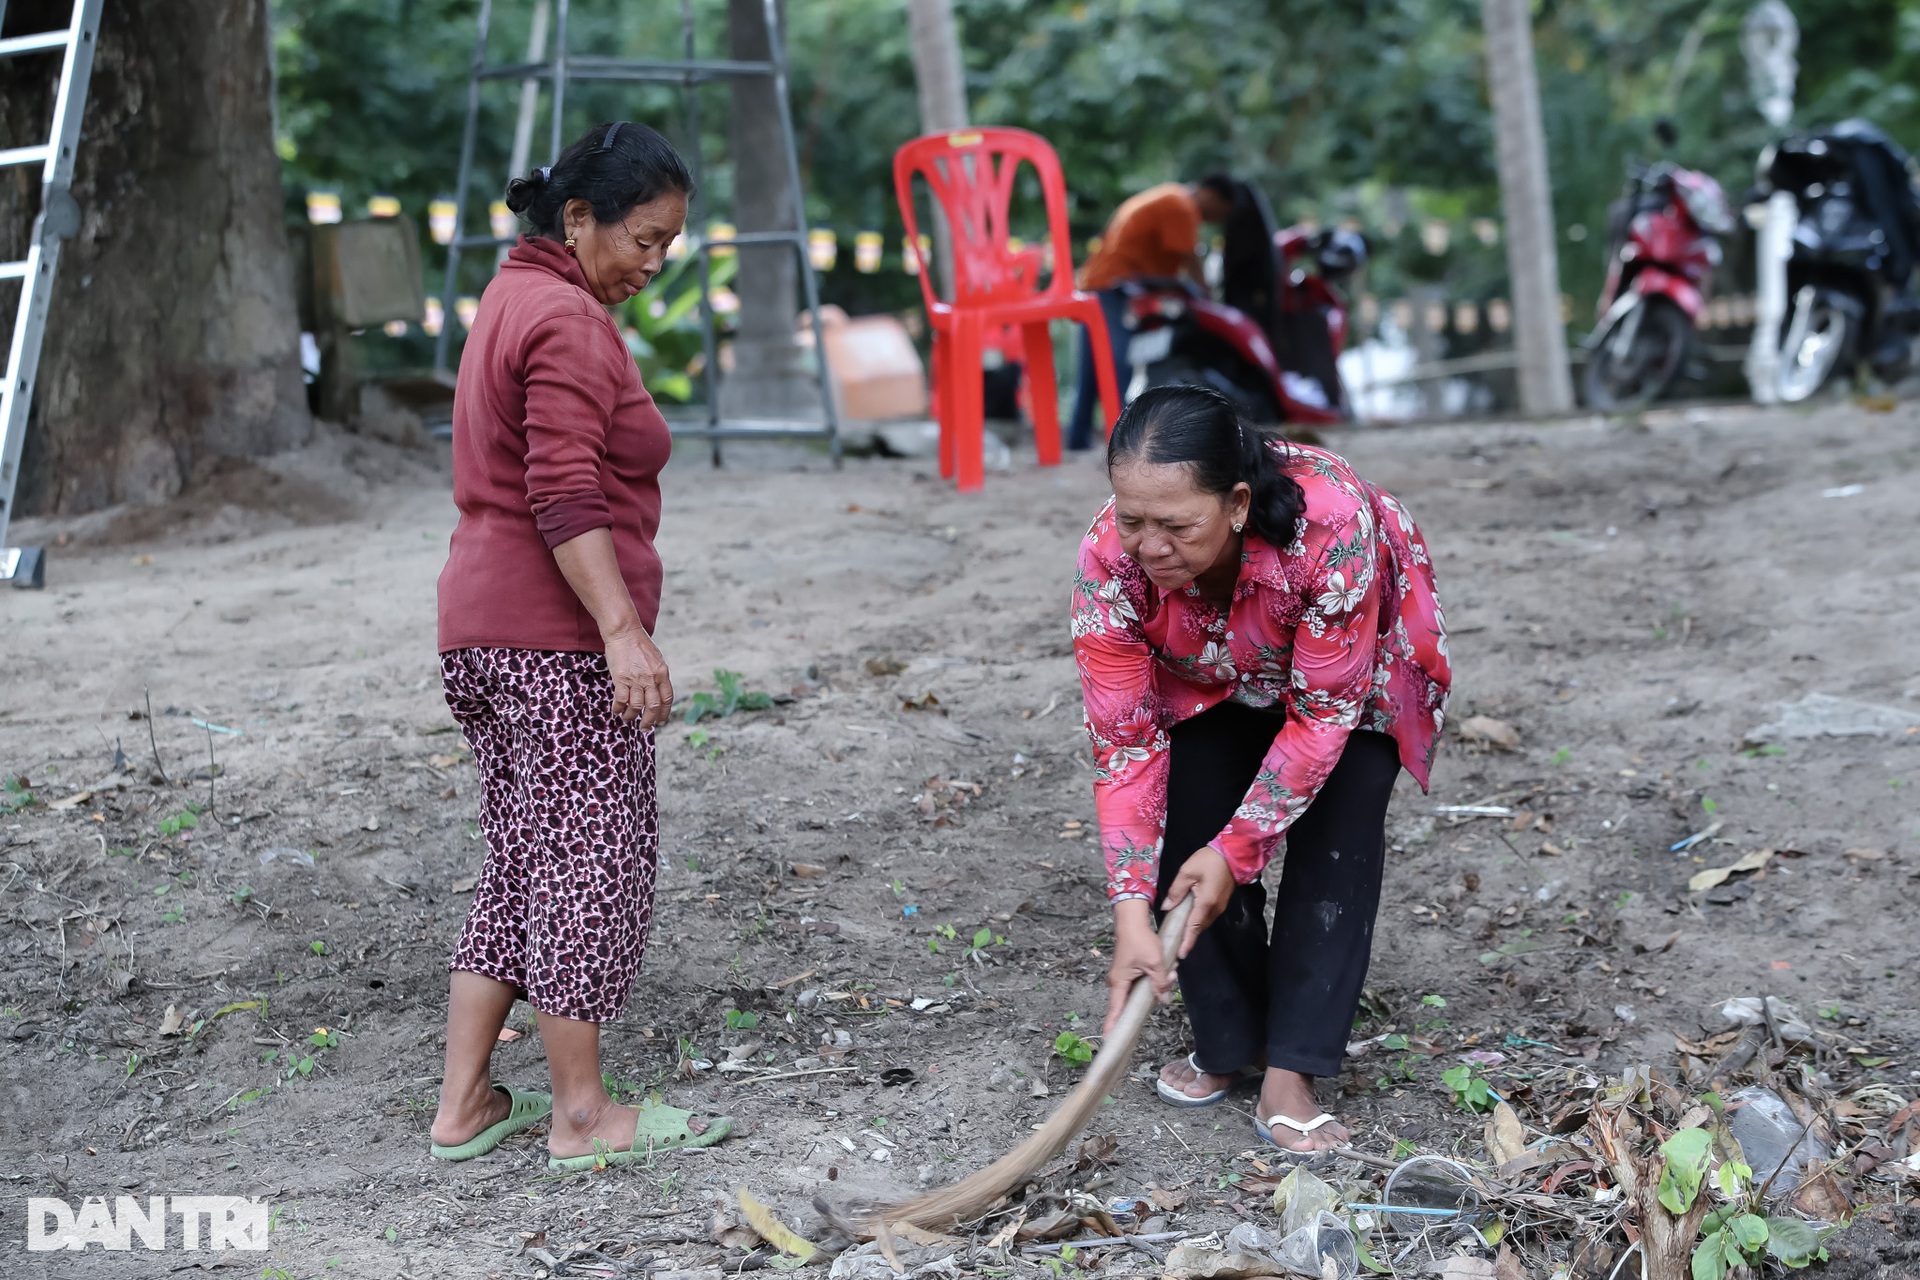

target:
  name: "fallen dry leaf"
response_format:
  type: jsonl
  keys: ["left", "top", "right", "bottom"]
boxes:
{"left": 1459, "top": 715, "right": 1521, "bottom": 750}
{"left": 791, "top": 863, "right": 828, "bottom": 879}
{"left": 1494, "top": 1243, "right": 1530, "bottom": 1280}
{"left": 496, "top": 1027, "right": 521, "bottom": 1043}
{"left": 889, "top": 1222, "right": 963, "bottom": 1249}
{"left": 1146, "top": 1181, "right": 1188, "bottom": 1212}
{"left": 1689, "top": 848, "right": 1774, "bottom": 892}
{"left": 707, "top": 1201, "right": 760, "bottom": 1252}
{"left": 157, "top": 1004, "right": 186, "bottom": 1036}
{"left": 1485, "top": 1100, "right": 1528, "bottom": 1167}
{"left": 1163, "top": 1246, "right": 1282, "bottom": 1279}
{"left": 1790, "top": 1162, "right": 1853, "bottom": 1220}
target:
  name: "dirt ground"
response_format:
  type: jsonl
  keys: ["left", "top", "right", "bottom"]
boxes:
{"left": 1, "top": 402, "right": 1916, "bottom": 1279}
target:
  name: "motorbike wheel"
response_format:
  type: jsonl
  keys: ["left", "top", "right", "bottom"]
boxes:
{"left": 1582, "top": 296, "right": 1691, "bottom": 412}
{"left": 1775, "top": 288, "right": 1856, "bottom": 403}
{"left": 1142, "top": 357, "right": 1283, "bottom": 425}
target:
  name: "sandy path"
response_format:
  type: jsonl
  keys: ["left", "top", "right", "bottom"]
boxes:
{"left": 1, "top": 404, "right": 1915, "bottom": 1277}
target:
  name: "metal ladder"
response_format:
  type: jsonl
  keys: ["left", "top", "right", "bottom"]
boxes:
{"left": 0, "top": 0, "right": 103, "bottom": 588}
{"left": 433, "top": 0, "right": 840, "bottom": 465}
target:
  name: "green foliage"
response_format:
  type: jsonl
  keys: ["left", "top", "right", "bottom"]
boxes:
{"left": 1440, "top": 1062, "right": 1495, "bottom": 1112}
{"left": 1691, "top": 1207, "right": 1824, "bottom": 1278}
{"left": 1672, "top": 1129, "right": 1826, "bottom": 1278}
{"left": 616, "top": 252, "right": 738, "bottom": 402}
{"left": 1763, "top": 1216, "right": 1822, "bottom": 1268}
{"left": 157, "top": 805, "right": 202, "bottom": 837}
{"left": 683, "top": 669, "right": 774, "bottom": 725}
{"left": 724, "top": 1007, "right": 760, "bottom": 1031}
{"left": 1657, "top": 1127, "right": 1713, "bottom": 1213}
{"left": 3, "top": 777, "right": 32, "bottom": 811}
{"left": 1053, "top": 1030, "right": 1094, "bottom": 1065}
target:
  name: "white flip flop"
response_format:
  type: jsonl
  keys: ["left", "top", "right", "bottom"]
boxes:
{"left": 1255, "top": 1110, "right": 1352, "bottom": 1164}
{"left": 1154, "top": 1053, "right": 1260, "bottom": 1107}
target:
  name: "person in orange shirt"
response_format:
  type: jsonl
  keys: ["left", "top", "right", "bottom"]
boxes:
{"left": 1068, "top": 174, "right": 1238, "bottom": 450}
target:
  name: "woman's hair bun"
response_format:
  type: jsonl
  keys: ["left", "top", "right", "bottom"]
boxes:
{"left": 503, "top": 174, "right": 540, "bottom": 216}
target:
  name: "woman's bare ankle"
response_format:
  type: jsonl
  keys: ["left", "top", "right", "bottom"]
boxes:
{"left": 430, "top": 1081, "right": 507, "bottom": 1145}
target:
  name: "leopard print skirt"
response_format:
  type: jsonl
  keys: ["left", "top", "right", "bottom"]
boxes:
{"left": 440, "top": 647, "right": 658, "bottom": 1023}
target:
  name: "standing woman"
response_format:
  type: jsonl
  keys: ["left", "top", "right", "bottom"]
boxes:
{"left": 428, "top": 122, "right": 730, "bottom": 1170}
{"left": 1073, "top": 385, "right": 1449, "bottom": 1157}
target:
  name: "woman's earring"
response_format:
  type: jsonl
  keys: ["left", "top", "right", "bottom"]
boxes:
{"left": 1232, "top": 521, "right": 1244, "bottom": 533}
{"left": 564, "top": 236, "right": 578, "bottom": 255}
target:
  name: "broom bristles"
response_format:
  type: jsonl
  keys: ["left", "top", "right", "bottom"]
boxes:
{"left": 845, "top": 898, "right": 1194, "bottom": 1235}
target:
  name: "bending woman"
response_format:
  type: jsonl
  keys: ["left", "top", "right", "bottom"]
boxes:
{"left": 429, "top": 122, "right": 729, "bottom": 1170}
{"left": 1072, "top": 385, "right": 1449, "bottom": 1157}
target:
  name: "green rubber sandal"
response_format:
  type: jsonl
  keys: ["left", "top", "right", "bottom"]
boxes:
{"left": 546, "top": 1098, "right": 734, "bottom": 1172}
{"left": 429, "top": 1084, "right": 552, "bottom": 1161}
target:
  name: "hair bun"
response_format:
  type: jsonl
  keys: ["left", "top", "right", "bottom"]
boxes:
{"left": 502, "top": 169, "right": 547, "bottom": 216}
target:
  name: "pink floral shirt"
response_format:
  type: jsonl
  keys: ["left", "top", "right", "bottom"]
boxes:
{"left": 1071, "top": 443, "right": 1451, "bottom": 902}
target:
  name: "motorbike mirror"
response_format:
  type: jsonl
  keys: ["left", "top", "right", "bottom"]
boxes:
{"left": 1653, "top": 117, "right": 1678, "bottom": 149}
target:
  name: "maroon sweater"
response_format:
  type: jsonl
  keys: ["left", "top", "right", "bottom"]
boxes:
{"left": 438, "top": 236, "right": 671, "bottom": 653}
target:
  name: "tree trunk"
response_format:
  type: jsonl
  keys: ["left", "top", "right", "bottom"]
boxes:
{"left": 724, "top": 0, "right": 817, "bottom": 420}
{"left": 1481, "top": 0, "right": 1574, "bottom": 415}
{"left": 0, "top": 0, "right": 310, "bottom": 517}
{"left": 905, "top": 0, "right": 969, "bottom": 301}
{"left": 907, "top": 0, "right": 968, "bottom": 135}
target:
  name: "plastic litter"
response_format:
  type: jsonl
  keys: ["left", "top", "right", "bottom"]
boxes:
{"left": 1727, "top": 1086, "right": 1830, "bottom": 1198}
{"left": 1224, "top": 1212, "right": 1357, "bottom": 1280}
{"left": 1380, "top": 1155, "right": 1483, "bottom": 1234}
{"left": 257, "top": 846, "right": 316, "bottom": 869}
{"left": 1272, "top": 1166, "right": 1341, "bottom": 1233}
{"left": 1719, "top": 996, "right": 1813, "bottom": 1043}
{"left": 1744, "top": 692, "right": 1920, "bottom": 743}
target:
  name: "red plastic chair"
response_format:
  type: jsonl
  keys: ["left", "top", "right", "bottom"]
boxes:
{"left": 893, "top": 127, "right": 1122, "bottom": 491}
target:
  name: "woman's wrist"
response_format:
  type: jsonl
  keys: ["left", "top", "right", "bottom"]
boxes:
{"left": 599, "top": 615, "right": 649, "bottom": 643}
{"left": 1113, "top": 897, "right": 1155, "bottom": 935}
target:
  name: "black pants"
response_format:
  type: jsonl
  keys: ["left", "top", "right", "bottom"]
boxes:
{"left": 1156, "top": 702, "right": 1400, "bottom": 1078}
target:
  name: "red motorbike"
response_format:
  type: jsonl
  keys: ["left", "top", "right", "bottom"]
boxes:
{"left": 1584, "top": 159, "right": 1735, "bottom": 410}
{"left": 1119, "top": 181, "right": 1362, "bottom": 425}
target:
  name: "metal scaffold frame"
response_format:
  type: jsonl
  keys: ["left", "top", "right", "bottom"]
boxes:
{"left": 0, "top": 0, "right": 106, "bottom": 588}
{"left": 432, "top": 0, "right": 840, "bottom": 465}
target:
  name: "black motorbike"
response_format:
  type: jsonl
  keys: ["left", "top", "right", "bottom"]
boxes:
{"left": 1753, "top": 119, "right": 1920, "bottom": 400}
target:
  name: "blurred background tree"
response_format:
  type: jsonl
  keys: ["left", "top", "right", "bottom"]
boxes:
{"left": 268, "top": 0, "right": 1920, "bottom": 333}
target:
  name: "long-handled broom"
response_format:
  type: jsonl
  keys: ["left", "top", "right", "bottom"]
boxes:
{"left": 829, "top": 898, "right": 1194, "bottom": 1235}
